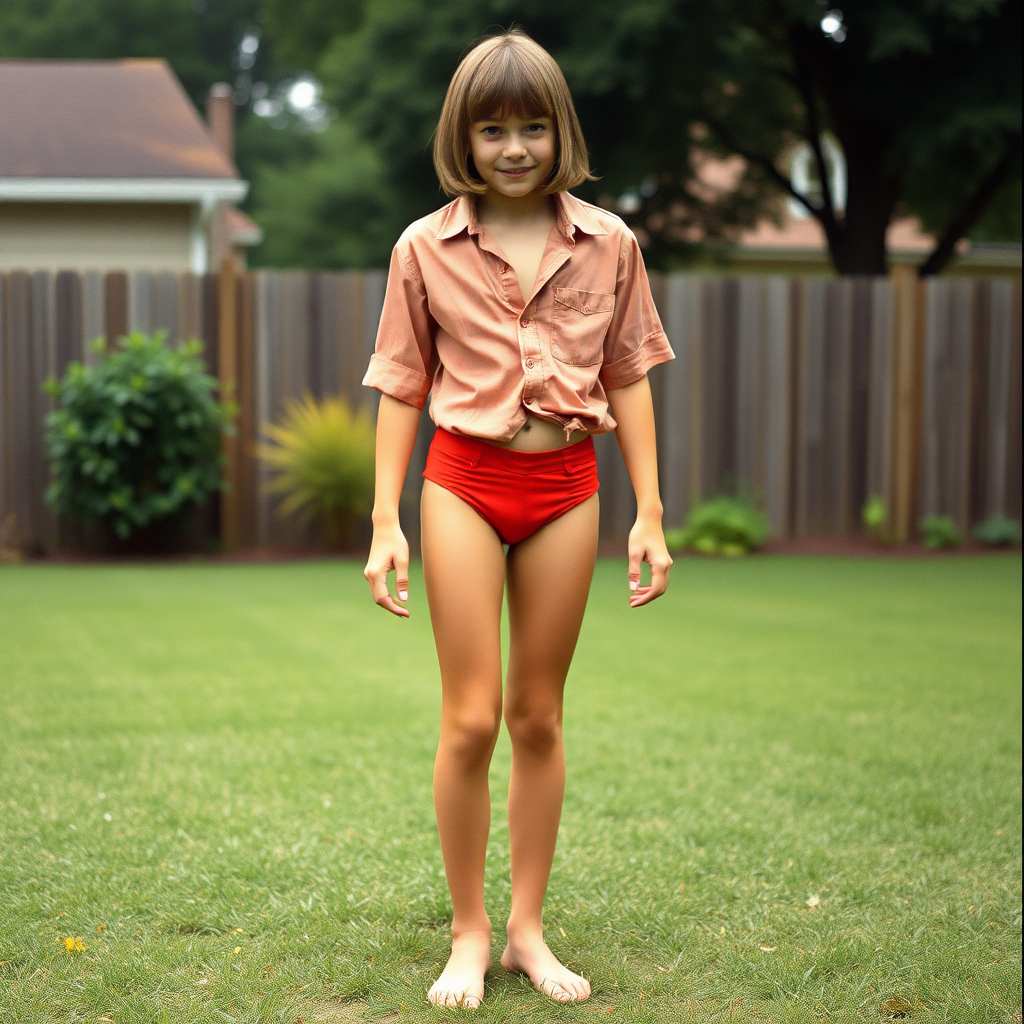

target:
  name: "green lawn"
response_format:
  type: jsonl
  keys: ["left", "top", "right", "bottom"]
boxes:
{"left": 0, "top": 556, "right": 1020, "bottom": 1023}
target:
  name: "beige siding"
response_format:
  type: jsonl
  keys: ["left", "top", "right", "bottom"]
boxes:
{"left": 0, "top": 202, "right": 194, "bottom": 270}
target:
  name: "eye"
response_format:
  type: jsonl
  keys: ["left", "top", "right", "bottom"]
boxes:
{"left": 481, "top": 125, "right": 503, "bottom": 137}
{"left": 526, "top": 123, "right": 547, "bottom": 133}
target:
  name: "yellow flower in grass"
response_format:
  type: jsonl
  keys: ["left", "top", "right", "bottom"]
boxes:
{"left": 63, "top": 936, "right": 87, "bottom": 952}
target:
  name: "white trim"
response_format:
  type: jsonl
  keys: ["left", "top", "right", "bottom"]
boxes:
{"left": 788, "top": 137, "right": 846, "bottom": 219}
{"left": 0, "top": 177, "right": 247, "bottom": 203}
{"left": 231, "top": 223, "right": 264, "bottom": 247}
{"left": 189, "top": 195, "right": 217, "bottom": 274}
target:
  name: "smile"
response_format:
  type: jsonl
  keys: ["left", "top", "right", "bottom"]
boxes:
{"left": 497, "top": 166, "right": 534, "bottom": 178}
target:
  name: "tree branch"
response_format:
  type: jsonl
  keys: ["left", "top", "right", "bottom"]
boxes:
{"left": 706, "top": 119, "right": 822, "bottom": 221}
{"left": 918, "top": 150, "right": 1014, "bottom": 276}
{"left": 788, "top": 31, "right": 838, "bottom": 237}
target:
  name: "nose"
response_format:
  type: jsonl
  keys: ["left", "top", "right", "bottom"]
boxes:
{"left": 503, "top": 134, "right": 528, "bottom": 158}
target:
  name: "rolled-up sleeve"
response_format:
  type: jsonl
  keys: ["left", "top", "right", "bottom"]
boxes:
{"left": 362, "top": 241, "right": 437, "bottom": 409}
{"left": 599, "top": 232, "right": 674, "bottom": 390}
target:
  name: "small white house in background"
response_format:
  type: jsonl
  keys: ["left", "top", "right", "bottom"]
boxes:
{"left": 0, "top": 59, "right": 262, "bottom": 272}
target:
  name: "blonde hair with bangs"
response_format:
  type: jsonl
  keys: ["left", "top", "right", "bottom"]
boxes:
{"left": 433, "top": 29, "right": 595, "bottom": 196}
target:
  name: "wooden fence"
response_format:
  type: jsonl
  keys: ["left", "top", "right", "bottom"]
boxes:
{"left": 1, "top": 266, "right": 1020, "bottom": 554}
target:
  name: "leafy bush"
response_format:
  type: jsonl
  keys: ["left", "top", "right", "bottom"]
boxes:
{"left": 920, "top": 515, "right": 962, "bottom": 549}
{"left": 665, "top": 494, "right": 770, "bottom": 556}
{"left": 862, "top": 495, "right": 888, "bottom": 540}
{"left": 972, "top": 512, "right": 1022, "bottom": 547}
{"left": 44, "top": 333, "right": 233, "bottom": 540}
{"left": 258, "top": 395, "right": 375, "bottom": 548}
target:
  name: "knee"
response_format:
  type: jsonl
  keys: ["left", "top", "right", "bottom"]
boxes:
{"left": 504, "top": 702, "right": 562, "bottom": 755}
{"left": 441, "top": 709, "right": 501, "bottom": 767}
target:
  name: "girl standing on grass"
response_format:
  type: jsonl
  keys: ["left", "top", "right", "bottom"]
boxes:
{"left": 362, "top": 29, "right": 674, "bottom": 1009}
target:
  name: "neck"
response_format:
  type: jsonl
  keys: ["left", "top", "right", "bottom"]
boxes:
{"left": 477, "top": 188, "right": 555, "bottom": 225}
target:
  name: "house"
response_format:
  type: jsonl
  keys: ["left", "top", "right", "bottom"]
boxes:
{"left": 0, "top": 59, "right": 261, "bottom": 273}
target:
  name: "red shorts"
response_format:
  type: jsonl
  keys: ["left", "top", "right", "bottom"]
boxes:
{"left": 423, "top": 428, "right": 600, "bottom": 545}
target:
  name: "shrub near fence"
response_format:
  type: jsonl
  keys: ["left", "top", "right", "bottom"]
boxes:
{"left": 1, "top": 266, "right": 1020, "bottom": 554}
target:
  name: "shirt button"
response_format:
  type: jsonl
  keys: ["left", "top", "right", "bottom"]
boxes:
{"left": 525, "top": 358, "right": 535, "bottom": 368}
{"left": 520, "top": 318, "right": 531, "bottom": 328}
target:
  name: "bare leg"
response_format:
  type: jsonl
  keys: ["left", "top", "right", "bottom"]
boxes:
{"left": 500, "top": 493, "right": 599, "bottom": 1003}
{"left": 421, "top": 480, "right": 506, "bottom": 1008}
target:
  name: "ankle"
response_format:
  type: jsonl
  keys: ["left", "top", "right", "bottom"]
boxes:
{"left": 505, "top": 917, "right": 543, "bottom": 943}
{"left": 452, "top": 919, "right": 492, "bottom": 941}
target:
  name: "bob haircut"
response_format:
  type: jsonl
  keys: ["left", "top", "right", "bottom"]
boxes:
{"left": 433, "top": 29, "right": 595, "bottom": 197}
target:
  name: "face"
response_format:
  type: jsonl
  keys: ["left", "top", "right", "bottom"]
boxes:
{"left": 467, "top": 113, "right": 556, "bottom": 198}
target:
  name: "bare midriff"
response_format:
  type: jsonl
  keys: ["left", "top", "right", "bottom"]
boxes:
{"left": 484, "top": 412, "right": 590, "bottom": 452}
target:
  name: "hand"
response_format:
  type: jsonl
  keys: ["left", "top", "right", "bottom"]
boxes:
{"left": 363, "top": 522, "right": 411, "bottom": 618}
{"left": 627, "top": 514, "right": 672, "bottom": 607}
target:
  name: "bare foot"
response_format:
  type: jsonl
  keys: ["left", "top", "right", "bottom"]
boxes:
{"left": 427, "top": 927, "right": 491, "bottom": 1009}
{"left": 501, "top": 929, "right": 591, "bottom": 1003}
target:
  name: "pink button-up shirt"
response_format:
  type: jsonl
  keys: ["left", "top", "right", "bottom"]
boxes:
{"left": 362, "top": 191, "right": 674, "bottom": 441}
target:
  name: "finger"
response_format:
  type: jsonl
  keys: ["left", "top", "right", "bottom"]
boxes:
{"left": 365, "top": 563, "right": 409, "bottom": 617}
{"left": 648, "top": 558, "right": 671, "bottom": 598}
{"left": 395, "top": 552, "right": 410, "bottom": 603}
{"left": 379, "top": 594, "right": 410, "bottom": 618}
{"left": 627, "top": 545, "right": 643, "bottom": 593}
{"left": 630, "top": 561, "right": 670, "bottom": 607}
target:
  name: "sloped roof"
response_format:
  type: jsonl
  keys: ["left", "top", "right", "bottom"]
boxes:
{"left": 0, "top": 59, "right": 237, "bottom": 179}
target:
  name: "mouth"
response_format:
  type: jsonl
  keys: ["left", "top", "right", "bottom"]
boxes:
{"left": 496, "top": 166, "right": 535, "bottom": 179}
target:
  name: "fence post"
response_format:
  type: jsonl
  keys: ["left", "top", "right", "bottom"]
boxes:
{"left": 218, "top": 259, "right": 240, "bottom": 551}
{"left": 889, "top": 264, "right": 924, "bottom": 541}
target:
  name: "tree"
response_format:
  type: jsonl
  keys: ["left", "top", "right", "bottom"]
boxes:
{"left": 259, "top": 0, "right": 1020, "bottom": 274}
{"left": 0, "top": 0, "right": 270, "bottom": 109}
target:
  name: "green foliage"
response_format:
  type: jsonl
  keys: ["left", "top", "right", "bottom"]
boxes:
{"left": 258, "top": 394, "right": 376, "bottom": 545}
{"left": 665, "top": 494, "right": 770, "bottom": 556}
{"left": 862, "top": 494, "right": 888, "bottom": 540}
{"left": 252, "top": 0, "right": 1020, "bottom": 273}
{"left": 972, "top": 512, "right": 1022, "bottom": 547}
{"left": 44, "top": 333, "right": 233, "bottom": 540}
{"left": 920, "top": 514, "right": 962, "bottom": 549}
{"left": 0, "top": 0, "right": 268, "bottom": 110}
{"left": 243, "top": 118, "right": 398, "bottom": 269}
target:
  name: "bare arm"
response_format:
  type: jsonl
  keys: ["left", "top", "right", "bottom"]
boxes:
{"left": 363, "top": 393, "right": 422, "bottom": 617}
{"left": 606, "top": 375, "right": 673, "bottom": 607}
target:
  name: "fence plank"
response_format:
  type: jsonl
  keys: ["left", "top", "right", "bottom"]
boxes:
{"left": 81, "top": 270, "right": 104, "bottom": 364}
{"left": 54, "top": 270, "right": 82, "bottom": 377}
{"left": 254, "top": 272, "right": 273, "bottom": 547}
{"left": 30, "top": 271, "right": 56, "bottom": 548}
{"left": 155, "top": 272, "right": 179, "bottom": 342}
{"left": 763, "top": 277, "right": 792, "bottom": 537}
{"left": 984, "top": 280, "right": 1012, "bottom": 518}
{"left": 0, "top": 277, "right": 5, "bottom": 525}
{"left": 1004, "top": 282, "right": 1022, "bottom": 522}
{"left": 218, "top": 260, "right": 240, "bottom": 550}
{"left": 128, "top": 270, "right": 152, "bottom": 334}
{"left": 178, "top": 273, "right": 203, "bottom": 346}
{"left": 659, "top": 274, "right": 692, "bottom": 530}
{"left": 968, "top": 281, "right": 991, "bottom": 527}
{"left": 103, "top": 272, "right": 128, "bottom": 348}
{"left": 796, "top": 278, "right": 825, "bottom": 535}
{"left": 890, "top": 267, "right": 924, "bottom": 540}
{"left": 866, "top": 278, "right": 894, "bottom": 516}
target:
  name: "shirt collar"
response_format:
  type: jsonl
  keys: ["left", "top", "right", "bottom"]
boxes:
{"left": 436, "top": 191, "right": 607, "bottom": 241}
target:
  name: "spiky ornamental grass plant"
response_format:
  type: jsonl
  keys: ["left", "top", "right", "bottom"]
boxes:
{"left": 258, "top": 395, "right": 375, "bottom": 548}
{"left": 44, "top": 333, "right": 233, "bottom": 541}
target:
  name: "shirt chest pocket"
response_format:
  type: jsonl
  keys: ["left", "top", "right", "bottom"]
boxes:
{"left": 550, "top": 287, "right": 615, "bottom": 367}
